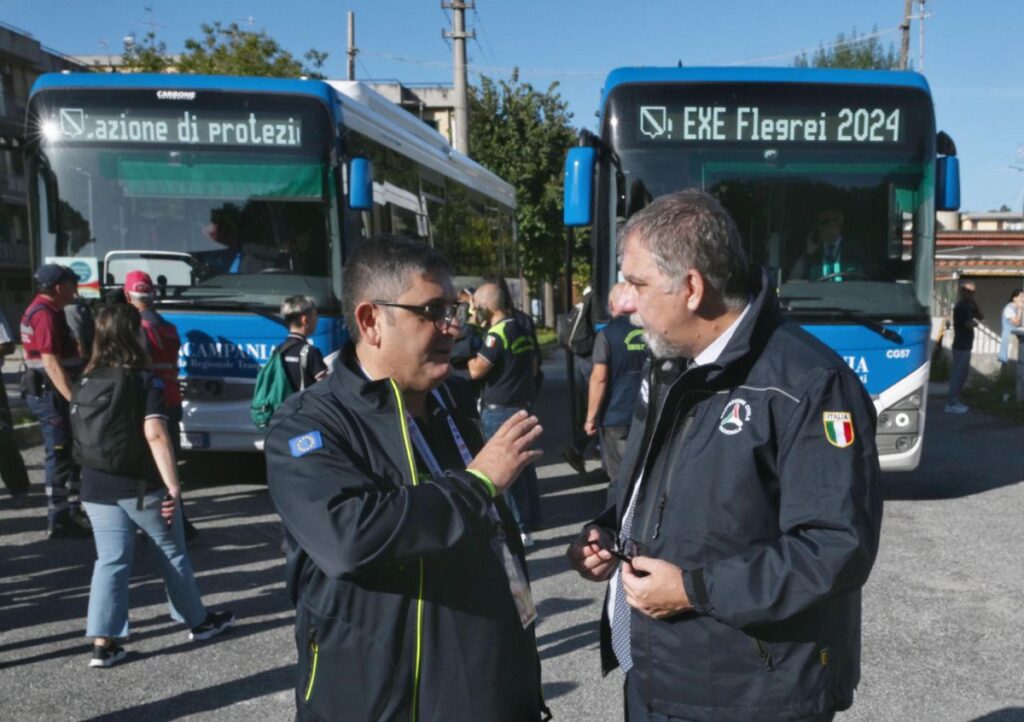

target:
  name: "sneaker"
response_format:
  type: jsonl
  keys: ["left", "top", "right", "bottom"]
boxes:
{"left": 562, "top": 448, "right": 587, "bottom": 475}
{"left": 69, "top": 509, "right": 93, "bottom": 532}
{"left": 189, "top": 610, "right": 236, "bottom": 641}
{"left": 520, "top": 532, "right": 535, "bottom": 548}
{"left": 47, "top": 520, "right": 92, "bottom": 539}
{"left": 944, "top": 402, "right": 969, "bottom": 414}
{"left": 89, "top": 641, "right": 127, "bottom": 668}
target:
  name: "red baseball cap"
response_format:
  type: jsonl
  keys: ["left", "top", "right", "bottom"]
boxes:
{"left": 124, "top": 270, "right": 154, "bottom": 296}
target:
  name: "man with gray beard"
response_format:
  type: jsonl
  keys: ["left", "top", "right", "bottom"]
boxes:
{"left": 567, "top": 190, "right": 882, "bottom": 721}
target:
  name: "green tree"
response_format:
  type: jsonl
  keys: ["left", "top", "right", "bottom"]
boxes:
{"left": 121, "top": 22, "right": 326, "bottom": 77}
{"left": 794, "top": 27, "right": 899, "bottom": 70}
{"left": 469, "top": 71, "right": 581, "bottom": 290}
{"left": 120, "top": 31, "right": 171, "bottom": 73}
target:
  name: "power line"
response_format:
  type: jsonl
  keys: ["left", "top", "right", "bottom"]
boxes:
{"left": 439, "top": 5, "right": 453, "bottom": 51}
{"left": 364, "top": 20, "right": 907, "bottom": 83}
{"left": 725, "top": 25, "right": 903, "bottom": 66}
{"left": 471, "top": 6, "right": 498, "bottom": 69}
{"left": 357, "top": 55, "right": 374, "bottom": 81}
{"left": 360, "top": 48, "right": 604, "bottom": 78}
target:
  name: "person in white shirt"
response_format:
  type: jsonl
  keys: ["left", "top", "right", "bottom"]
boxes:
{"left": 998, "top": 287, "right": 1023, "bottom": 368}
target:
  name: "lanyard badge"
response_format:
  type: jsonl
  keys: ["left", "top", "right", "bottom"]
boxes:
{"left": 404, "top": 390, "right": 537, "bottom": 628}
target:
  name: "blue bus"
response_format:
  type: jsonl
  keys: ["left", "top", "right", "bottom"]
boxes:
{"left": 26, "top": 73, "right": 517, "bottom": 451}
{"left": 564, "top": 67, "right": 961, "bottom": 471}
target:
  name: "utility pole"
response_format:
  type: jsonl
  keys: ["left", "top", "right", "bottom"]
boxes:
{"left": 918, "top": 0, "right": 926, "bottom": 72}
{"left": 899, "top": 0, "right": 913, "bottom": 70}
{"left": 347, "top": 11, "right": 357, "bottom": 81}
{"left": 442, "top": 1, "right": 474, "bottom": 155}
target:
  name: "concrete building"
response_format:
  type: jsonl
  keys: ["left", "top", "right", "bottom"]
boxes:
{"left": 959, "top": 211, "right": 1024, "bottom": 232}
{"left": 366, "top": 82, "right": 456, "bottom": 145}
{"left": 0, "top": 22, "right": 86, "bottom": 321}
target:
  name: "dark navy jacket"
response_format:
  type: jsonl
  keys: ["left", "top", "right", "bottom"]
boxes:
{"left": 596, "top": 270, "right": 883, "bottom": 721}
{"left": 265, "top": 343, "right": 544, "bottom": 721}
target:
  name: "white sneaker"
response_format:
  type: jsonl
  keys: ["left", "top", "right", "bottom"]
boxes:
{"left": 944, "top": 402, "right": 969, "bottom": 414}
{"left": 520, "top": 532, "right": 535, "bottom": 548}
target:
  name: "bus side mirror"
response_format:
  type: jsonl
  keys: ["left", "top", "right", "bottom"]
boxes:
{"left": 348, "top": 157, "right": 373, "bottom": 211}
{"left": 936, "top": 156, "right": 960, "bottom": 212}
{"left": 564, "top": 147, "right": 596, "bottom": 227}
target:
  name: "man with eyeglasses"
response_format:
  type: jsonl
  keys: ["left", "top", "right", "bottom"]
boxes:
{"left": 567, "top": 191, "right": 882, "bottom": 721}
{"left": 264, "top": 236, "right": 548, "bottom": 721}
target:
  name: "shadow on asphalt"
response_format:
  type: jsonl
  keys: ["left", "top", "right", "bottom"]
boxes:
{"left": 542, "top": 680, "right": 580, "bottom": 703}
{"left": 538, "top": 619, "right": 600, "bottom": 661}
{"left": 969, "top": 710, "right": 1024, "bottom": 722}
{"left": 0, "top": 484, "right": 289, "bottom": 672}
{"left": 92, "top": 665, "right": 294, "bottom": 721}
{"left": 883, "top": 472, "right": 1023, "bottom": 501}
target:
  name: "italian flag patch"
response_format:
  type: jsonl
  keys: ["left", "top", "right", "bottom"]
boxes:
{"left": 823, "top": 411, "right": 855, "bottom": 448}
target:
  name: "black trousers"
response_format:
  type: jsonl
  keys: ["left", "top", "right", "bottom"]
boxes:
{"left": 0, "top": 397, "right": 29, "bottom": 497}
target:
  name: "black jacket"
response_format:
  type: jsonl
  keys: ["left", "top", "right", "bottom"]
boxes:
{"left": 596, "top": 270, "right": 883, "bottom": 721}
{"left": 265, "top": 343, "right": 544, "bottom": 722}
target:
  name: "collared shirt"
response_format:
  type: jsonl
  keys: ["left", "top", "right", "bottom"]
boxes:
{"left": 607, "top": 303, "right": 750, "bottom": 629}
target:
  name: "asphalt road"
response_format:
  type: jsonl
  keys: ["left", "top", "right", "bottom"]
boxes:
{"left": 0, "top": 354, "right": 1021, "bottom": 721}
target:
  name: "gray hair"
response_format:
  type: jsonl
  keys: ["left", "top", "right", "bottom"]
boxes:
{"left": 281, "top": 295, "right": 316, "bottom": 326}
{"left": 618, "top": 189, "right": 750, "bottom": 307}
{"left": 342, "top": 235, "right": 453, "bottom": 342}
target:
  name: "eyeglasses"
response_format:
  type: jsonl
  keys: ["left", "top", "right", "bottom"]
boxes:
{"left": 609, "top": 536, "right": 644, "bottom": 564}
{"left": 373, "top": 300, "right": 466, "bottom": 331}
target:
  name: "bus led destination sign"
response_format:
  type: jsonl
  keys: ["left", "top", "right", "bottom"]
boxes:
{"left": 637, "top": 105, "right": 903, "bottom": 144}
{"left": 47, "top": 107, "right": 302, "bottom": 147}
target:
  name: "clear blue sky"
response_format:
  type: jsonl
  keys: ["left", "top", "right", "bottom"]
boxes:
{"left": 7, "top": 0, "right": 1023, "bottom": 212}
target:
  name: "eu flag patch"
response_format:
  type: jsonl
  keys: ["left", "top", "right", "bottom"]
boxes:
{"left": 289, "top": 431, "right": 323, "bottom": 457}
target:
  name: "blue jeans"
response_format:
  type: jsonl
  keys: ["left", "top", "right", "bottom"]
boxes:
{"left": 481, "top": 405, "right": 541, "bottom": 532}
{"left": 948, "top": 349, "right": 971, "bottom": 405}
{"left": 83, "top": 492, "right": 207, "bottom": 638}
{"left": 25, "top": 391, "right": 80, "bottom": 522}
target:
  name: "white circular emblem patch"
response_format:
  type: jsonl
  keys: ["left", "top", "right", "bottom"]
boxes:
{"left": 718, "top": 398, "right": 752, "bottom": 435}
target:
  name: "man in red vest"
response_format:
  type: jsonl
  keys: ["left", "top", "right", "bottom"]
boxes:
{"left": 20, "top": 263, "right": 88, "bottom": 537}
{"left": 124, "top": 270, "right": 198, "bottom": 539}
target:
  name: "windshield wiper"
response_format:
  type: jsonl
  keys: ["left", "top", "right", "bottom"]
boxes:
{"left": 782, "top": 304, "right": 904, "bottom": 345}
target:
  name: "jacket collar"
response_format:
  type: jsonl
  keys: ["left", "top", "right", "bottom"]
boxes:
{"left": 328, "top": 341, "right": 403, "bottom": 414}
{"left": 680, "top": 267, "right": 782, "bottom": 388}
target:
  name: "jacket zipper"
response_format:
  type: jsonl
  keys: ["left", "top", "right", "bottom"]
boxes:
{"left": 390, "top": 380, "right": 425, "bottom": 722}
{"left": 651, "top": 494, "right": 668, "bottom": 540}
{"left": 304, "top": 628, "right": 319, "bottom": 702}
{"left": 753, "top": 637, "right": 774, "bottom": 670}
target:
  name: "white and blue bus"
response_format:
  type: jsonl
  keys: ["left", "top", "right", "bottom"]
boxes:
{"left": 26, "top": 73, "right": 517, "bottom": 451}
{"left": 564, "top": 67, "right": 961, "bottom": 471}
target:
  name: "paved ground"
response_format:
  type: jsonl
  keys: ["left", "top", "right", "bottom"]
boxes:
{"left": 1, "top": 354, "right": 1022, "bottom": 721}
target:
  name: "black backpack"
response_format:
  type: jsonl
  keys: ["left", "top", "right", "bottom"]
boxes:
{"left": 70, "top": 367, "right": 148, "bottom": 475}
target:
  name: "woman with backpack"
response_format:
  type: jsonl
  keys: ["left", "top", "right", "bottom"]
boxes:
{"left": 72, "top": 304, "right": 234, "bottom": 668}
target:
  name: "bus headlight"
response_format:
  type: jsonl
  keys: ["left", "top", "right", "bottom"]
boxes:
{"left": 875, "top": 387, "right": 925, "bottom": 455}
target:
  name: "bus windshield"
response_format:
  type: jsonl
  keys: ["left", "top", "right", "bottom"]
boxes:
{"left": 28, "top": 89, "right": 337, "bottom": 308}
{"left": 605, "top": 83, "right": 936, "bottom": 321}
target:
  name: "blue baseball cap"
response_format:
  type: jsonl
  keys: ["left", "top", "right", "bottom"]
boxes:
{"left": 34, "top": 263, "right": 79, "bottom": 287}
